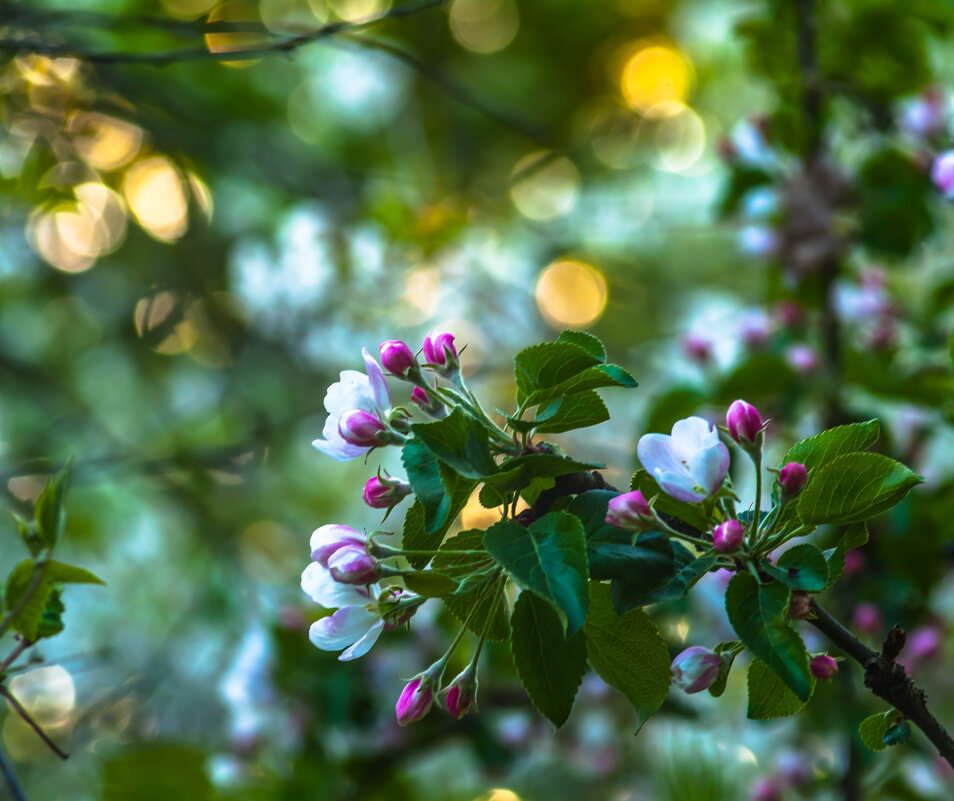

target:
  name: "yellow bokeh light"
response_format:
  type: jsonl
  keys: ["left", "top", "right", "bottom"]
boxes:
{"left": 329, "top": 0, "right": 391, "bottom": 21}
{"left": 9, "top": 666, "right": 76, "bottom": 730}
{"left": 133, "top": 291, "right": 200, "bottom": 355}
{"left": 123, "top": 156, "right": 189, "bottom": 242}
{"left": 403, "top": 267, "right": 442, "bottom": 317}
{"left": 510, "top": 151, "right": 580, "bottom": 221}
{"left": 620, "top": 43, "right": 692, "bottom": 113}
{"left": 535, "top": 259, "right": 608, "bottom": 329}
{"left": 477, "top": 791, "right": 522, "bottom": 801}
{"left": 262, "top": 0, "right": 329, "bottom": 31}
{"left": 161, "top": 0, "right": 218, "bottom": 18}
{"left": 205, "top": 1, "right": 269, "bottom": 67}
{"left": 69, "top": 111, "right": 143, "bottom": 171}
{"left": 449, "top": 0, "right": 519, "bottom": 55}
{"left": 643, "top": 101, "right": 706, "bottom": 173}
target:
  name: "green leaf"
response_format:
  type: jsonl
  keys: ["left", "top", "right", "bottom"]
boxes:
{"left": 510, "top": 591, "right": 588, "bottom": 728}
{"left": 103, "top": 744, "right": 213, "bottom": 801}
{"left": 883, "top": 720, "right": 911, "bottom": 746}
{"left": 532, "top": 390, "right": 609, "bottom": 434}
{"left": 46, "top": 561, "right": 105, "bottom": 585}
{"left": 484, "top": 512, "right": 589, "bottom": 636}
{"left": 514, "top": 341, "right": 602, "bottom": 402}
{"left": 583, "top": 582, "right": 671, "bottom": 731}
{"left": 402, "top": 571, "right": 458, "bottom": 598}
{"left": 433, "top": 530, "right": 509, "bottom": 641}
{"left": 859, "top": 710, "right": 900, "bottom": 752}
{"left": 36, "top": 589, "right": 65, "bottom": 639}
{"left": 34, "top": 460, "right": 73, "bottom": 549}
{"left": 482, "top": 453, "right": 603, "bottom": 499}
{"left": 556, "top": 330, "right": 607, "bottom": 362}
{"left": 629, "top": 470, "right": 711, "bottom": 532}
{"left": 824, "top": 522, "right": 868, "bottom": 587}
{"left": 522, "top": 363, "right": 637, "bottom": 409}
{"left": 613, "top": 553, "right": 717, "bottom": 613}
{"left": 4, "top": 559, "right": 103, "bottom": 641}
{"left": 781, "top": 419, "right": 881, "bottom": 472}
{"left": 708, "top": 641, "right": 743, "bottom": 698}
{"left": 410, "top": 408, "right": 498, "bottom": 479}
{"left": 763, "top": 544, "right": 829, "bottom": 591}
{"left": 746, "top": 657, "right": 814, "bottom": 719}
{"left": 797, "top": 452, "right": 923, "bottom": 526}
{"left": 402, "top": 438, "right": 451, "bottom": 532}
{"left": 725, "top": 573, "right": 812, "bottom": 701}
{"left": 400, "top": 467, "right": 476, "bottom": 570}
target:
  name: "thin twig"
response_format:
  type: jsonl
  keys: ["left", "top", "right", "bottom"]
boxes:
{"left": 0, "top": 0, "right": 446, "bottom": 66}
{"left": 0, "top": 640, "right": 31, "bottom": 675}
{"left": 0, "top": 686, "right": 68, "bottom": 761}
{"left": 0, "top": 740, "right": 27, "bottom": 801}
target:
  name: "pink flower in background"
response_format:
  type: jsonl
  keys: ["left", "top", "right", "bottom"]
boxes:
{"left": 786, "top": 343, "right": 819, "bottom": 375}
{"left": 637, "top": 417, "right": 730, "bottom": 503}
{"left": 930, "top": 150, "right": 954, "bottom": 198}
{"left": 312, "top": 349, "right": 392, "bottom": 461}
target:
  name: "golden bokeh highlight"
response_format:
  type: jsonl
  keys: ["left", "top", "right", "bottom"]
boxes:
{"left": 261, "top": 0, "right": 329, "bottom": 30}
{"left": 161, "top": 0, "right": 218, "bottom": 18}
{"left": 620, "top": 43, "right": 692, "bottom": 113}
{"left": 476, "top": 791, "right": 522, "bottom": 801}
{"left": 403, "top": 267, "right": 442, "bottom": 317}
{"left": 329, "top": 0, "right": 392, "bottom": 21}
{"left": 68, "top": 112, "right": 143, "bottom": 172}
{"left": 9, "top": 667, "right": 76, "bottom": 730}
{"left": 133, "top": 292, "right": 200, "bottom": 355}
{"left": 510, "top": 151, "right": 580, "bottom": 221}
{"left": 643, "top": 101, "right": 706, "bottom": 172}
{"left": 461, "top": 491, "right": 527, "bottom": 531}
{"left": 205, "top": 1, "right": 269, "bottom": 66}
{"left": 449, "top": 0, "right": 520, "bottom": 55}
{"left": 123, "top": 157, "right": 189, "bottom": 242}
{"left": 535, "top": 259, "right": 608, "bottom": 328}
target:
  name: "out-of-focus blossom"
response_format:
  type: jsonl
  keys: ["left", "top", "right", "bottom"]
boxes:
{"left": 671, "top": 646, "right": 722, "bottom": 693}
{"left": 906, "top": 625, "right": 943, "bottom": 666}
{"left": 301, "top": 565, "right": 386, "bottom": 660}
{"left": 638, "top": 417, "right": 730, "bottom": 503}
{"left": 738, "top": 225, "right": 777, "bottom": 257}
{"left": 750, "top": 776, "right": 785, "bottom": 801}
{"left": 219, "top": 623, "right": 273, "bottom": 744}
{"left": 741, "top": 187, "right": 779, "bottom": 219}
{"left": 312, "top": 349, "right": 392, "bottom": 460}
{"left": 729, "top": 117, "right": 776, "bottom": 170}
{"left": 738, "top": 309, "right": 771, "bottom": 350}
{"left": 774, "top": 300, "right": 805, "bottom": 329}
{"left": 852, "top": 602, "right": 882, "bottom": 636}
{"left": 785, "top": 343, "right": 819, "bottom": 375}
{"left": 810, "top": 654, "right": 838, "bottom": 680}
{"left": 930, "top": 150, "right": 954, "bottom": 198}
{"left": 900, "top": 87, "right": 947, "bottom": 138}
{"left": 843, "top": 549, "right": 865, "bottom": 578}
{"left": 713, "top": 519, "right": 744, "bottom": 553}
{"left": 683, "top": 333, "right": 713, "bottom": 364}
{"left": 776, "top": 750, "right": 813, "bottom": 788}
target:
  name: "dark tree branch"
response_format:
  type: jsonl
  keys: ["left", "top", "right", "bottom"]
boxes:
{"left": 514, "top": 470, "right": 614, "bottom": 527}
{"left": 809, "top": 600, "right": 954, "bottom": 769}
{"left": 0, "top": 0, "right": 446, "bottom": 66}
{"left": 0, "top": 686, "right": 69, "bottom": 761}
{"left": 0, "top": 740, "right": 27, "bottom": 801}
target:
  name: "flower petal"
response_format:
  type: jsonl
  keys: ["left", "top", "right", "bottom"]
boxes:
{"left": 324, "top": 370, "right": 377, "bottom": 416}
{"left": 301, "top": 563, "right": 368, "bottom": 608}
{"left": 655, "top": 469, "right": 706, "bottom": 503}
{"left": 308, "top": 606, "right": 379, "bottom": 652}
{"left": 338, "top": 619, "right": 384, "bottom": 661}
{"left": 310, "top": 524, "right": 366, "bottom": 564}
{"left": 362, "top": 348, "right": 391, "bottom": 411}
{"left": 688, "top": 440, "right": 730, "bottom": 496}
{"left": 637, "top": 433, "right": 685, "bottom": 477}
{"left": 669, "top": 416, "right": 717, "bottom": 459}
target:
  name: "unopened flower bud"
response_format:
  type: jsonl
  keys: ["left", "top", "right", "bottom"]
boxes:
{"left": 713, "top": 519, "right": 745, "bottom": 553}
{"left": 338, "top": 410, "right": 387, "bottom": 447}
{"left": 810, "top": 654, "right": 838, "bottom": 680}
{"left": 423, "top": 330, "right": 458, "bottom": 368}
{"left": 327, "top": 544, "right": 379, "bottom": 585}
{"left": 411, "top": 386, "right": 429, "bottom": 409}
{"left": 445, "top": 664, "right": 478, "bottom": 719}
{"left": 362, "top": 475, "right": 412, "bottom": 510}
{"left": 671, "top": 646, "right": 723, "bottom": 693}
{"left": 931, "top": 150, "right": 954, "bottom": 199}
{"left": 726, "top": 399, "right": 764, "bottom": 445}
{"left": 396, "top": 660, "right": 444, "bottom": 726}
{"left": 789, "top": 590, "right": 812, "bottom": 620}
{"left": 380, "top": 339, "right": 416, "bottom": 376}
{"left": 778, "top": 462, "right": 808, "bottom": 497}
{"left": 605, "top": 491, "right": 653, "bottom": 530}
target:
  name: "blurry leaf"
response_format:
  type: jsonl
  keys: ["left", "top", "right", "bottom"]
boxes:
{"left": 824, "top": 522, "right": 868, "bottom": 587}
{"left": 859, "top": 710, "right": 900, "bottom": 752}
{"left": 4, "top": 561, "right": 52, "bottom": 642}
{"left": 46, "top": 561, "right": 105, "bottom": 585}
{"left": 725, "top": 573, "right": 812, "bottom": 701}
{"left": 797, "top": 453, "right": 923, "bottom": 526}
{"left": 34, "top": 459, "right": 72, "bottom": 549}
{"left": 718, "top": 166, "right": 774, "bottom": 217}
{"left": 434, "top": 530, "right": 509, "bottom": 641}
{"left": 514, "top": 341, "right": 602, "bottom": 403}
{"left": 556, "top": 330, "right": 607, "bottom": 361}
{"left": 716, "top": 354, "right": 798, "bottom": 407}
{"left": 532, "top": 390, "right": 609, "bottom": 434}
{"left": 402, "top": 571, "right": 457, "bottom": 598}
{"left": 583, "top": 582, "right": 671, "bottom": 732}
{"left": 763, "top": 544, "right": 829, "bottom": 591}
{"left": 103, "top": 744, "right": 213, "bottom": 801}
{"left": 410, "top": 408, "right": 497, "bottom": 479}
{"left": 857, "top": 148, "right": 933, "bottom": 256}
{"left": 484, "top": 512, "right": 589, "bottom": 636}
{"left": 643, "top": 386, "right": 705, "bottom": 435}
{"left": 510, "top": 590, "right": 587, "bottom": 728}
{"left": 747, "top": 657, "right": 813, "bottom": 719}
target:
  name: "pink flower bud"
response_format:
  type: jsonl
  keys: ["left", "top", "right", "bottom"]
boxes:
{"left": 683, "top": 334, "right": 712, "bottom": 364}
{"left": 726, "top": 399, "right": 763, "bottom": 445}
{"left": 713, "top": 519, "right": 745, "bottom": 553}
{"left": 605, "top": 491, "right": 652, "bottom": 529}
{"left": 380, "top": 340, "right": 415, "bottom": 375}
{"left": 396, "top": 676, "right": 435, "bottom": 726}
{"left": 327, "top": 544, "right": 379, "bottom": 585}
{"left": 931, "top": 150, "right": 954, "bottom": 198}
{"left": 338, "top": 409, "right": 386, "bottom": 447}
{"left": 445, "top": 666, "right": 478, "bottom": 719}
{"left": 671, "top": 646, "right": 723, "bottom": 693}
{"left": 810, "top": 654, "right": 838, "bottom": 680}
{"left": 852, "top": 603, "right": 882, "bottom": 635}
{"left": 788, "top": 590, "right": 811, "bottom": 620}
{"left": 778, "top": 462, "right": 808, "bottom": 497}
{"left": 786, "top": 344, "right": 819, "bottom": 375}
{"left": 362, "top": 475, "right": 412, "bottom": 509}
{"left": 411, "top": 386, "right": 429, "bottom": 410}
{"left": 422, "top": 330, "right": 457, "bottom": 367}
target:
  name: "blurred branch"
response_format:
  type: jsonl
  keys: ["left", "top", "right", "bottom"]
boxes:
{"left": 0, "top": 740, "right": 27, "bottom": 801}
{"left": 0, "top": 686, "right": 69, "bottom": 761}
{"left": 809, "top": 600, "right": 954, "bottom": 769}
{"left": 0, "top": 0, "right": 446, "bottom": 66}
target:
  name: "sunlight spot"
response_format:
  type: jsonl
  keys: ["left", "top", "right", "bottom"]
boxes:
{"left": 510, "top": 151, "right": 580, "bottom": 221}
{"left": 69, "top": 112, "right": 143, "bottom": 171}
{"left": 123, "top": 157, "right": 189, "bottom": 242}
{"left": 449, "top": 0, "right": 519, "bottom": 55}
{"left": 10, "top": 666, "right": 76, "bottom": 729}
{"left": 205, "top": 1, "right": 269, "bottom": 67}
{"left": 535, "top": 259, "right": 608, "bottom": 328}
{"left": 620, "top": 43, "right": 692, "bottom": 113}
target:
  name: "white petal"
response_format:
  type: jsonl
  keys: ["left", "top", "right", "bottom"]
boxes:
{"left": 309, "top": 606, "right": 379, "bottom": 652}
{"left": 312, "top": 436, "right": 367, "bottom": 462}
{"left": 637, "top": 433, "right": 685, "bottom": 477}
{"left": 655, "top": 468, "right": 706, "bottom": 503}
{"left": 310, "top": 524, "right": 366, "bottom": 564}
{"left": 324, "top": 370, "right": 377, "bottom": 416}
{"left": 338, "top": 619, "right": 384, "bottom": 661}
{"left": 362, "top": 348, "right": 391, "bottom": 411}
{"left": 301, "top": 563, "right": 368, "bottom": 608}
{"left": 688, "top": 441, "right": 731, "bottom": 496}
{"left": 669, "top": 417, "right": 716, "bottom": 459}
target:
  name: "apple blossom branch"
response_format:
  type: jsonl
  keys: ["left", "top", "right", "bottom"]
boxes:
{"left": 0, "top": 0, "right": 446, "bottom": 66}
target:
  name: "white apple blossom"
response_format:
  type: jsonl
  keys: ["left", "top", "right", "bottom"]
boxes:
{"left": 312, "top": 348, "right": 391, "bottom": 461}
{"left": 637, "top": 416, "right": 730, "bottom": 504}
